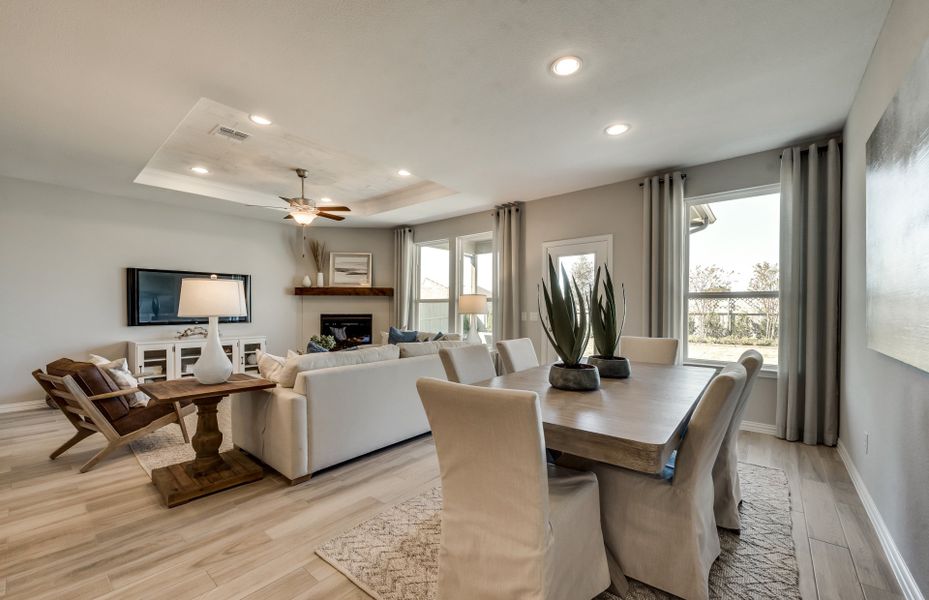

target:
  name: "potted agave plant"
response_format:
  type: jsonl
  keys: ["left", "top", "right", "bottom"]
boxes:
{"left": 540, "top": 256, "right": 600, "bottom": 391}
{"left": 588, "top": 264, "right": 630, "bottom": 378}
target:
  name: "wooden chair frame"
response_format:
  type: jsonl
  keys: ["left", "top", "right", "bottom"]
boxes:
{"left": 32, "top": 369, "right": 195, "bottom": 473}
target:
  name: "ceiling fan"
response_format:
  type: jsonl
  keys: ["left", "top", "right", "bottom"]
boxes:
{"left": 276, "top": 168, "right": 351, "bottom": 225}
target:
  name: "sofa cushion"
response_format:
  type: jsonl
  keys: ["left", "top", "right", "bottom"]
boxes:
{"left": 379, "top": 331, "right": 463, "bottom": 345}
{"left": 46, "top": 358, "right": 130, "bottom": 422}
{"left": 397, "top": 340, "right": 471, "bottom": 358}
{"left": 279, "top": 344, "right": 400, "bottom": 388}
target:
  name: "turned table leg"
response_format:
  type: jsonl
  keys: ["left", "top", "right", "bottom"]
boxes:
{"left": 189, "top": 395, "right": 225, "bottom": 475}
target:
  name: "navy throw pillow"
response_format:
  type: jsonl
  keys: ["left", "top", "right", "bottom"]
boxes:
{"left": 388, "top": 326, "right": 418, "bottom": 344}
{"left": 306, "top": 341, "right": 329, "bottom": 353}
{"left": 431, "top": 331, "right": 445, "bottom": 341}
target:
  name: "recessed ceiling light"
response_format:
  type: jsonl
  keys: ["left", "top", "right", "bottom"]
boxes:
{"left": 551, "top": 56, "right": 582, "bottom": 76}
{"left": 190, "top": 166, "right": 209, "bottom": 174}
{"left": 249, "top": 114, "right": 272, "bottom": 126}
{"left": 604, "top": 123, "right": 630, "bottom": 136}
{"left": 397, "top": 169, "right": 411, "bottom": 177}
{"left": 321, "top": 197, "right": 332, "bottom": 203}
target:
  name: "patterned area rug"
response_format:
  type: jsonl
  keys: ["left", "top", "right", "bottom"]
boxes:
{"left": 128, "top": 401, "right": 233, "bottom": 476}
{"left": 317, "top": 463, "right": 799, "bottom": 600}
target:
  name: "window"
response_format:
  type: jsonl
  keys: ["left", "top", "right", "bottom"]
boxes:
{"left": 540, "top": 235, "right": 613, "bottom": 362}
{"left": 415, "top": 240, "right": 450, "bottom": 332}
{"left": 457, "top": 233, "right": 494, "bottom": 343}
{"left": 685, "top": 185, "right": 780, "bottom": 368}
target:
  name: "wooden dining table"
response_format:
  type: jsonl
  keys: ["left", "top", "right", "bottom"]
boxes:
{"left": 475, "top": 362, "right": 717, "bottom": 474}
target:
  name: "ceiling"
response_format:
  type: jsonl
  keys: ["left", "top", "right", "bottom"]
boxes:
{"left": 0, "top": 1, "right": 890, "bottom": 227}
{"left": 134, "top": 97, "right": 458, "bottom": 220}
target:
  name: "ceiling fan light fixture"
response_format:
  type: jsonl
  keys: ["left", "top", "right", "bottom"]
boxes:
{"left": 249, "top": 114, "right": 272, "bottom": 126}
{"left": 290, "top": 212, "right": 316, "bottom": 225}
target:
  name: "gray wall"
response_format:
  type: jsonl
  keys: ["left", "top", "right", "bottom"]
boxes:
{"left": 416, "top": 149, "right": 783, "bottom": 427}
{"left": 842, "top": 0, "right": 929, "bottom": 592}
{"left": 3, "top": 139, "right": 787, "bottom": 430}
{"left": 0, "top": 175, "right": 392, "bottom": 406}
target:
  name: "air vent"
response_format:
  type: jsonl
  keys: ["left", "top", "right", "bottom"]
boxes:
{"left": 210, "top": 125, "right": 250, "bottom": 142}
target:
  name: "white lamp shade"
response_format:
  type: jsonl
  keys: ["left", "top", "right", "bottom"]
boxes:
{"left": 458, "top": 293, "right": 488, "bottom": 314}
{"left": 177, "top": 277, "right": 247, "bottom": 317}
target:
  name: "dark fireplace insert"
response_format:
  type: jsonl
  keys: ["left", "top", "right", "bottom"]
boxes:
{"left": 320, "top": 314, "right": 373, "bottom": 350}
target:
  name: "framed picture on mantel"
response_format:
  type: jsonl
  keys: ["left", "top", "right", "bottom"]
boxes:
{"left": 329, "top": 252, "right": 373, "bottom": 287}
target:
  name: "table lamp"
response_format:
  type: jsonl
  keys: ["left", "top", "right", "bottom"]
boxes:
{"left": 177, "top": 275, "right": 248, "bottom": 384}
{"left": 458, "top": 293, "right": 488, "bottom": 345}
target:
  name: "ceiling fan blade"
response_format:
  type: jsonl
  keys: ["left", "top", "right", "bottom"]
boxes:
{"left": 279, "top": 196, "right": 296, "bottom": 204}
{"left": 315, "top": 212, "right": 346, "bottom": 221}
{"left": 318, "top": 205, "right": 351, "bottom": 211}
{"left": 283, "top": 214, "right": 294, "bottom": 220}
{"left": 246, "top": 204, "right": 290, "bottom": 211}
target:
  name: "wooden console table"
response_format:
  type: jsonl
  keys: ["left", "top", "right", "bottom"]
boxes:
{"left": 139, "top": 374, "right": 275, "bottom": 507}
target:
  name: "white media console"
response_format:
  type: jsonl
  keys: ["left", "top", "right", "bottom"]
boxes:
{"left": 128, "top": 336, "right": 266, "bottom": 383}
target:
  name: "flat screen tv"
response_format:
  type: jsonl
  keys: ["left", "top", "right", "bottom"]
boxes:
{"left": 127, "top": 268, "right": 252, "bottom": 326}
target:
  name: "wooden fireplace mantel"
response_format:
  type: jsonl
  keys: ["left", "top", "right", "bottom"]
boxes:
{"left": 294, "top": 287, "right": 394, "bottom": 297}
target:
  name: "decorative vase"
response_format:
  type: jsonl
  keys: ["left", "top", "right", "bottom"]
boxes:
{"left": 317, "top": 272, "right": 325, "bottom": 287}
{"left": 302, "top": 275, "right": 312, "bottom": 287}
{"left": 192, "top": 316, "right": 233, "bottom": 384}
{"left": 548, "top": 363, "right": 601, "bottom": 391}
{"left": 588, "top": 355, "right": 631, "bottom": 379}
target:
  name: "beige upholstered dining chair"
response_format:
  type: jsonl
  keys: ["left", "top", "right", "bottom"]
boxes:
{"left": 438, "top": 344, "right": 496, "bottom": 384}
{"left": 495, "top": 338, "right": 540, "bottom": 374}
{"left": 416, "top": 378, "right": 612, "bottom": 600}
{"left": 618, "top": 336, "right": 679, "bottom": 365}
{"left": 561, "top": 363, "right": 746, "bottom": 600}
{"left": 713, "top": 349, "right": 764, "bottom": 530}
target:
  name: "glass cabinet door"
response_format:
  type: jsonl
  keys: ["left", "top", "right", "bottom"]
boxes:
{"left": 239, "top": 339, "right": 265, "bottom": 375}
{"left": 136, "top": 345, "right": 173, "bottom": 382}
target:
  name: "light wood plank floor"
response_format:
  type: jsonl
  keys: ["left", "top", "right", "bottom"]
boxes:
{"left": 0, "top": 408, "right": 903, "bottom": 600}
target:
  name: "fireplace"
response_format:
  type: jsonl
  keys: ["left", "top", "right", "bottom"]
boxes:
{"left": 320, "top": 314, "right": 373, "bottom": 350}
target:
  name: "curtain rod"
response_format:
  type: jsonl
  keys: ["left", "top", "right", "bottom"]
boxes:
{"left": 638, "top": 173, "right": 687, "bottom": 188}
{"left": 780, "top": 140, "right": 843, "bottom": 158}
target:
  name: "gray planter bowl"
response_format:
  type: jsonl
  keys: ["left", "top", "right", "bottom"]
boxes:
{"left": 549, "top": 363, "right": 601, "bottom": 391}
{"left": 588, "top": 355, "right": 631, "bottom": 379}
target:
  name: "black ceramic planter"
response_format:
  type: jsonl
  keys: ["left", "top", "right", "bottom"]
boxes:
{"left": 549, "top": 363, "right": 601, "bottom": 391}
{"left": 588, "top": 355, "right": 631, "bottom": 379}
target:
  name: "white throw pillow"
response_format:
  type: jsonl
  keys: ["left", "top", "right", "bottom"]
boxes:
{"left": 256, "top": 350, "right": 292, "bottom": 384}
{"left": 278, "top": 344, "right": 400, "bottom": 388}
{"left": 88, "top": 354, "right": 148, "bottom": 407}
{"left": 397, "top": 340, "right": 470, "bottom": 358}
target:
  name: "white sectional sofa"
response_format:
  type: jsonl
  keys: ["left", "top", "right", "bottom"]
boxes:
{"left": 231, "top": 343, "right": 458, "bottom": 483}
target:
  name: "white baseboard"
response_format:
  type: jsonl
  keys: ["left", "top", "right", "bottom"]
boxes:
{"left": 739, "top": 420, "right": 778, "bottom": 435}
{"left": 837, "top": 439, "right": 925, "bottom": 600}
{"left": 0, "top": 399, "right": 49, "bottom": 414}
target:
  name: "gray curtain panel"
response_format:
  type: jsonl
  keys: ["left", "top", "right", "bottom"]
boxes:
{"left": 393, "top": 226, "right": 415, "bottom": 329}
{"left": 493, "top": 203, "right": 522, "bottom": 340}
{"left": 643, "top": 172, "right": 686, "bottom": 363}
{"left": 777, "top": 140, "right": 841, "bottom": 446}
